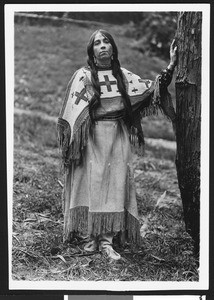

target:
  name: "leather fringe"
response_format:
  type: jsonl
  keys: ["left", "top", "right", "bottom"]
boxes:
{"left": 129, "top": 74, "right": 175, "bottom": 156}
{"left": 126, "top": 163, "right": 141, "bottom": 245}
{"left": 151, "top": 74, "right": 176, "bottom": 122}
{"left": 126, "top": 210, "right": 141, "bottom": 245}
{"left": 57, "top": 114, "right": 92, "bottom": 168}
{"left": 140, "top": 75, "right": 161, "bottom": 118}
{"left": 129, "top": 126, "right": 145, "bottom": 156}
{"left": 63, "top": 206, "right": 141, "bottom": 246}
{"left": 67, "top": 115, "right": 92, "bottom": 166}
{"left": 88, "top": 211, "right": 125, "bottom": 236}
{"left": 63, "top": 206, "right": 89, "bottom": 242}
{"left": 140, "top": 102, "right": 159, "bottom": 118}
{"left": 152, "top": 74, "right": 161, "bottom": 106}
{"left": 57, "top": 118, "right": 71, "bottom": 162}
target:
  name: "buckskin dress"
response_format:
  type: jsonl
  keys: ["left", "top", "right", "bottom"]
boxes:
{"left": 57, "top": 65, "right": 175, "bottom": 246}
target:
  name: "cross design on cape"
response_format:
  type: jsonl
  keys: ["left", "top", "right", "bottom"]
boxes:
{"left": 132, "top": 88, "right": 138, "bottom": 93}
{"left": 138, "top": 79, "right": 150, "bottom": 88}
{"left": 74, "top": 88, "right": 88, "bottom": 105}
{"left": 99, "top": 75, "right": 117, "bottom": 92}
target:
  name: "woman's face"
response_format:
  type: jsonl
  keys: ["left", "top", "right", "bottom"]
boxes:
{"left": 93, "top": 32, "right": 113, "bottom": 65}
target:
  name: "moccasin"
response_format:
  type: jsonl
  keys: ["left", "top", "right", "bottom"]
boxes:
{"left": 83, "top": 239, "right": 98, "bottom": 252}
{"left": 99, "top": 241, "right": 121, "bottom": 260}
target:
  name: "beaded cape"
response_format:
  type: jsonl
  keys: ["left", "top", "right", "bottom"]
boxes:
{"left": 57, "top": 66, "right": 173, "bottom": 168}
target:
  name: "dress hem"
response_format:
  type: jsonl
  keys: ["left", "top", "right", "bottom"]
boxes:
{"left": 63, "top": 206, "right": 141, "bottom": 246}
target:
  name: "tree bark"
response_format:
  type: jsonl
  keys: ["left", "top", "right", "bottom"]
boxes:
{"left": 175, "top": 12, "right": 202, "bottom": 256}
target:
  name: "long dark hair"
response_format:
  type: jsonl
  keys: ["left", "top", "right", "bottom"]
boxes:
{"left": 87, "top": 29, "right": 133, "bottom": 127}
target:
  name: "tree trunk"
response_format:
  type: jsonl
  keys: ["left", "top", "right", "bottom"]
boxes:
{"left": 175, "top": 12, "right": 202, "bottom": 256}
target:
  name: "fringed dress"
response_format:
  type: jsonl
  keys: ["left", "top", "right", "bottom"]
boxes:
{"left": 57, "top": 66, "right": 175, "bottom": 246}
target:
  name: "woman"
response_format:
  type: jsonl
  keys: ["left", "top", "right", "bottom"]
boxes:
{"left": 57, "top": 29, "right": 177, "bottom": 260}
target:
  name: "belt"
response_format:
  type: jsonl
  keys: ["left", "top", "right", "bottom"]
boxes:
{"left": 95, "top": 112, "right": 124, "bottom": 121}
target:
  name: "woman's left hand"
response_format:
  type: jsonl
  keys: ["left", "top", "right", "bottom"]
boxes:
{"left": 169, "top": 39, "right": 178, "bottom": 67}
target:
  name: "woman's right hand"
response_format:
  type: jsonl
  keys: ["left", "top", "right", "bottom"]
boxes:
{"left": 169, "top": 39, "right": 178, "bottom": 68}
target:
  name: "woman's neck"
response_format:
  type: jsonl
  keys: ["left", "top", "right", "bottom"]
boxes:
{"left": 96, "top": 58, "right": 111, "bottom": 68}
{"left": 95, "top": 62, "right": 112, "bottom": 71}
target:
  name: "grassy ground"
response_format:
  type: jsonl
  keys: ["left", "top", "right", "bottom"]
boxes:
{"left": 12, "top": 19, "right": 199, "bottom": 282}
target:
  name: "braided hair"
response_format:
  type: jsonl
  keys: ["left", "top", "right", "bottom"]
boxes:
{"left": 87, "top": 29, "right": 133, "bottom": 128}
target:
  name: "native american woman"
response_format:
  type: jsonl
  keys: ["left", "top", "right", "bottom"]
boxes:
{"left": 57, "top": 29, "right": 177, "bottom": 260}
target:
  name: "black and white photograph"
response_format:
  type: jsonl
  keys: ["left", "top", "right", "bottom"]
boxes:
{"left": 5, "top": 3, "right": 210, "bottom": 292}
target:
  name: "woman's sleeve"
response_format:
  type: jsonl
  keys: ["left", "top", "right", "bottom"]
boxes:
{"left": 158, "top": 68, "right": 176, "bottom": 126}
{"left": 159, "top": 67, "right": 173, "bottom": 89}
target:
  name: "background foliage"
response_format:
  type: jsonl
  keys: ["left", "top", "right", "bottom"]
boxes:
{"left": 24, "top": 11, "right": 178, "bottom": 60}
